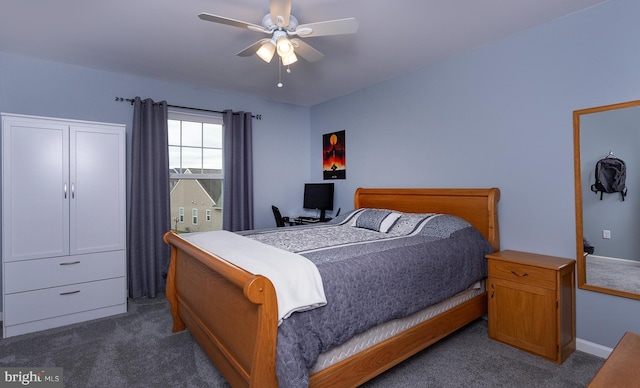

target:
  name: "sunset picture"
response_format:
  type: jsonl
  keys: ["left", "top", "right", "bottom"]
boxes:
{"left": 323, "top": 130, "right": 346, "bottom": 179}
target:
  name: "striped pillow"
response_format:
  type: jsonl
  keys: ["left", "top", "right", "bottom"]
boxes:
{"left": 355, "top": 209, "right": 401, "bottom": 233}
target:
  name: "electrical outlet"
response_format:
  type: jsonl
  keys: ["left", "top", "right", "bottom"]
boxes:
{"left": 603, "top": 230, "right": 611, "bottom": 239}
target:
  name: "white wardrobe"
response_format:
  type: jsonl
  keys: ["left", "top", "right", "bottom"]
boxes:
{"left": 1, "top": 113, "right": 126, "bottom": 337}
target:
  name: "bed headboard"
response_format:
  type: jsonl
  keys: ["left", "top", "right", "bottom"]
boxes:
{"left": 354, "top": 188, "right": 500, "bottom": 252}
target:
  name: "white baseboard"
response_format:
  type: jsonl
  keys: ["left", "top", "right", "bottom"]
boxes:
{"left": 587, "top": 254, "right": 640, "bottom": 267}
{"left": 577, "top": 337, "right": 612, "bottom": 359}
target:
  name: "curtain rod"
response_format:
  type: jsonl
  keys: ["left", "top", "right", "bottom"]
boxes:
{"left": 114, "top": 97, "right": 262, "bottom": 120}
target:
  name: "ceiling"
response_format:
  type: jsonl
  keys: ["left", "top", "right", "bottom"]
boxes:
{"left": 0, "top": 0, "right": 607, "bottom": 107}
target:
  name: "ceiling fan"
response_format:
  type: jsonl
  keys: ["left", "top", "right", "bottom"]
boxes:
{"left": 198, "top": 0, "right": 358, "bottom": 68}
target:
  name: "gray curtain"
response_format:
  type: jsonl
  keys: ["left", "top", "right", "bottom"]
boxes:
{"left": 128, "top": 97, "right": 171, "bottom": 298}
{"left": 222, "top": 110, "right": 254, "bottom": 231}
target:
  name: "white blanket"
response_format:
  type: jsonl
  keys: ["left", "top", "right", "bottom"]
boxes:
{"left": 181, "top": 230, "right": 327, "bottom": 325}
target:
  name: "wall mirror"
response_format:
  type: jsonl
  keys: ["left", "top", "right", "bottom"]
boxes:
{"left": 574, "top": 100, "right": 640, "bottom": 300}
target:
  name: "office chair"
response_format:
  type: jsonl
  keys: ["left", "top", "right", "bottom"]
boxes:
{"left": 271, "top": 205, "right": 285, "bottom": 227}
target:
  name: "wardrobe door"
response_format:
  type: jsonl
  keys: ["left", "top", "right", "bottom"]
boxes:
{"left": 2, "top": 118, "right": 69, "bottom": 261}
{"left": 69, "top": 124, "right": 125, "bottom": 255}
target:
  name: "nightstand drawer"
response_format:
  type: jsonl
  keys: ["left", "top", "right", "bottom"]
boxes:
{"left": 489, "top": 260, "right": 556, "bottom": 290}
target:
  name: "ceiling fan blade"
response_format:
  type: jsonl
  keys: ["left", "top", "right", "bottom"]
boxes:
{"left": 290, "top": 39, "right": 324, "bottom": 62}
{"left": 236, "top": 39, "right": 271, "bottom": 57}
{"left": 296, "top": 18, "right": 358, "bottom": 37}
{"left": 270, "top": 0, "right": 291, "bottom": 27}
{"left": 198, "top": 13, "right": 266, "bottom": 33}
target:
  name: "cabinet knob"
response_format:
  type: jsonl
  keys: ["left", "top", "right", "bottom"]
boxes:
{"left": 510, "top": 270, "right": 529, "bottom": 277}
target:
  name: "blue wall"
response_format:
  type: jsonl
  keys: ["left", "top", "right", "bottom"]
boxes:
{"left": 311, "top": 0, "right": 640, "bottom": 348}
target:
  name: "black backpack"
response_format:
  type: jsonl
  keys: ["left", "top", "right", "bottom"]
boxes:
{"left": 590, "top": 156, "right": 627, "bottom": 201}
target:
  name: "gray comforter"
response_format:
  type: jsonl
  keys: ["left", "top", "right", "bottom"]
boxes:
{"left": 241, "top": 210, "right": 493, "bottom": 387}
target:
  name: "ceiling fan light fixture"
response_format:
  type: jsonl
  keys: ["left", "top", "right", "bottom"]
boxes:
{"left": 197, "top": 2, "right": 358, "bottom": 89}
{"left": 281, "top": 52, "right": 298, "bottom": 66}
{"left": 276, "top": 36, "right": 294, "bottom": 57}
{"left": 256, "top": 40, "right": 276, "bottom": 63}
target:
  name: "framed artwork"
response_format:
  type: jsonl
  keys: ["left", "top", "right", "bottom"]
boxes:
{"left": 323, "top": 130, "right": 346, "bottom": 180}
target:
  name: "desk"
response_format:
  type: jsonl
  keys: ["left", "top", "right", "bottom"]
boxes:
{"left": 285, "top": 217, "right": 331, "bottom": 226}
{"left": 588, "top": 331, "right": 640, "bottom": 387}
{"left": 282, "top": 217, "right": 301, "bottom": 226}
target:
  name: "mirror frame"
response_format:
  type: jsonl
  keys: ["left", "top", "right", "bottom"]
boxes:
{"left": 574, "top": 99, "right": 640, "bottom": 300}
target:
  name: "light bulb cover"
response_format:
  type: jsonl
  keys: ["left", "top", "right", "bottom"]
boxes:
{"left": 281, "top": 52, "right": 298, "bottom": 66}
{"left": 276, "top": 36, "right": 294, "bottom": 57}
{"left": 256, "top": 40, "right": 276, "bottom": 63}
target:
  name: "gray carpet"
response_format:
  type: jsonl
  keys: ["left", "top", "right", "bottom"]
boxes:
{"left": 0, "top": 295, "right": 604, "bottom": 387}
{"left": 586, "top": 256, "right": 640, "bottom": 294}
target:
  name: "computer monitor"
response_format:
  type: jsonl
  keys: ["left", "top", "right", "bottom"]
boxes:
{"left": 303, "top": 183, "right": 334, "bottom": 221}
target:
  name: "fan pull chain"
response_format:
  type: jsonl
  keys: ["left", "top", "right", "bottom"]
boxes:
{"left": 276, "top": 57, "right": 292, "bottom": 88}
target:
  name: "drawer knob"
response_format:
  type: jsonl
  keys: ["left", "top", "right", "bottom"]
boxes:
{"left": 510, "top": 270, "right": 529, "bottom": 277}
{"left": 60, "top": 290, "right": 80, "bottom": 296}
{"left": 59, "top": 261, "right": 81, "bottom": 266}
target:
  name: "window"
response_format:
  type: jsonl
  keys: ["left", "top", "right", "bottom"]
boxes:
{"left": 169, "top": 111, "right": 223, "bottom": 233}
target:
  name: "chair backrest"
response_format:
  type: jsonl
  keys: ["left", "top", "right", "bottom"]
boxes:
{"left": 271, "top": 205, "right": 285, "bottom": 227}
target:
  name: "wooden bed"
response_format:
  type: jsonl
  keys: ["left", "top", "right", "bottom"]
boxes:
{"left": 164, "top": 187, "right": 500, "bottom": 387}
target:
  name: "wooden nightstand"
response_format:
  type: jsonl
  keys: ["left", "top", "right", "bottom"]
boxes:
{"left": 588, "top": 332, "right": 640, "bottom": 387}
{"left": 486, "top": 250, "right": 576, "bottom": 364}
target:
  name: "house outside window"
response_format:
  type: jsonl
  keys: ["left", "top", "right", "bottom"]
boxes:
{"left": 169, "top": 111, "right": 223, "bottom": 233}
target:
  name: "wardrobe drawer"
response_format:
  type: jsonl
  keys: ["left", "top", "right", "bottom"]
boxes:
{"left": 488, "top": 260, "right": 556, "bottom": 290}
{"left": 4, "top": 250, "right": 125, "bottom": 294}
{"left": 3, "top": 277, "right": 126, "bottom": 326}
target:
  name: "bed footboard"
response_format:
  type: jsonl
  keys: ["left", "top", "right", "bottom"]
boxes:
{"left": 164, "top": 231, "right": 279, "bottom": 387}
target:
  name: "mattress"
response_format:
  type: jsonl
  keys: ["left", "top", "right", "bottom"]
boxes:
{"left": 310, "top": 281, "right": 485, "bottom": 373}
